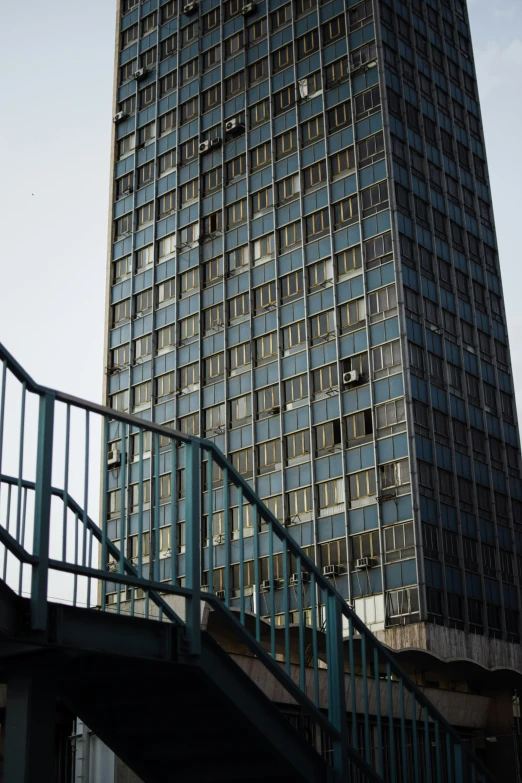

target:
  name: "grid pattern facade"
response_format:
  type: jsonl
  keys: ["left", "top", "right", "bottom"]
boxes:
{"left": 105, "top": 0, "right": 522, "bottom": 640}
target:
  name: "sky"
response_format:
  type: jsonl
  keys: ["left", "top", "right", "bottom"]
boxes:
{"left": 0, "top": 0, "right": 521, "bottom": 407}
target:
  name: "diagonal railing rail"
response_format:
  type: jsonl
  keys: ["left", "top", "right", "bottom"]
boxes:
{"left": 0, "top": 342, "right": 494, "bottom": 783}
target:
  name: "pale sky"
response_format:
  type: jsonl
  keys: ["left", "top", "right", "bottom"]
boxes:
{"left": 1, "top": 0, "right": 521, "bottom": 409}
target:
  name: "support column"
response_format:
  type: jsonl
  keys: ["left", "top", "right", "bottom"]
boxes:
{"left": 4, "top": 671, "right": 56, "bottom": 782}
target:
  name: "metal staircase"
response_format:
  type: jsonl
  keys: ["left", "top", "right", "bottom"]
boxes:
{"left": 0, "top": 343, "right": 494, "bottom": 782}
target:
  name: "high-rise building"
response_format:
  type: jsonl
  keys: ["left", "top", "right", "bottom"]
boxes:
{"left": 105, "top": 0, "right": 522, "bottom": 686}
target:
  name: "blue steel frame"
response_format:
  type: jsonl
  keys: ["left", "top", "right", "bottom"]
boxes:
{"left": 0, "top": 342, "right": 494, "bottom": 783}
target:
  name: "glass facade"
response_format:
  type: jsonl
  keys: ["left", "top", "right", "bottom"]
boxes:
{"left": 106, "top": 0, "right": 522, "bottom": 642}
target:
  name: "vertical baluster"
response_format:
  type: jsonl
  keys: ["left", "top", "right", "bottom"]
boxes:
{"left": 253, "top": 504, "right": 260, "bottom": 643}
{"left": 297, "top": 556, "right": 305, "bottom": 693}
{"left": 423, "top": 707, "right": 431, "bottom": 783}
{"left": 446, "top": 732, "right": 453, "bottom": 783}
{"left": 62, "top": 405, "right": 71, "bottom": 564}
{"left": 374, "top": 647, "right": 384, "bottom": 778}
{"left": 453, "top": 742, "right": 463, "bottom": 783}
{"left": 268, "top": 521, "right": 275, "bottom": 658}
{"left": 399, "top": 678, "right": 408, "bottom": 783}
{"left": 18, "top": 487, "right": 28, "bottom": 596}
{"left": 82, "top": 411, "right": 89, "bottom": 568}
{"left": 16, "top": 383, "right": 26, "bottom": 545}
{"left": 117, "top": 422, "right": 126, "bottom": 616}
{"left": 31, "top": 393, "right": 54, "bottom": 629}
{"left": 153, "top": 433, "right": 160, "bottom": 583}
{"left": 3, "top": 485, "right": 12, "bottom": 582}
{"left": 207, "top": 453, "right": 213, "bottom": 595}
{"left": 184, "top": 440, "right": 201, "bottom": 655}
{"left": 0, "top": 361, "right": 7, "bottom": 508}
{"left": 282, "top": 538, "right": 290, "bottom": 677}
{"left": 170, "top": 438, "right": 177, "bottom": 586}
{"left": 73, "top": 512, "right": 79, "bottom": 607}
{"left": 99, "top": 417, "right": 108, "bottom": 611}
{"left": 238, "top": 487, "right": 245, "bottom": 625}
{"left": 361, "top": 634, "right": 371, "bottom": 766}
{"left": 387, "top": 662, "right": 397, "bottom": 783}
{"left": 411, "top": 691, "right": 419, "bottom": 783}
{"left": 326, "top": 595, "right": 348, "bottom": 779}
{"left": 348, "top": 615, "right": 357, "bottom": 750}
{"left": 87, "top": 531, "right": 93, "bottom": 608}
{"left": 137, "top": 429, "right": 144, "bottom": 581}
{"left": 310, "top": 574, "right": 319, "bottom": 708}
{"left": 224, "top": 465, "right": 230, "bottom": 608}
{"left": 434, "top": 721, "right": 442, "bottom": 783}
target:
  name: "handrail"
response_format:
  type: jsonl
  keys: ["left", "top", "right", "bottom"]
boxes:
{"left": 0, "top": 342, "right": 495, "bottom": 783}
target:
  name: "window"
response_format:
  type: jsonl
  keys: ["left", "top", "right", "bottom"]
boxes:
{"left": 203, "top": 257, "right": 222, "bottom": 287}
{"left": 137, "top": 202, "right": 154, "bottom": 226}
{"left": 286, "top": 430, "right": 310, "bottom": 460}
{"left": 297, "top": 30, "right": 319, "bottom": 58}
{"left": 160, "top": 71, "right": 177, "bottom": 97}
{"left": 318, "top": 478, "right": 345, "bottom": 510}
{"left": 203, "top": 44, "right": 220, "bottom": 70}
{"left": 258, "top": 440, "right": 281, "bottom": 473}
{"left": 369, "top": 285, "right": 397, "bottom": 318}
{"left": 315, "top": 420, "right": 342, "bottom": 454}
{"left": 180, "top": 97, "right": 198, "bottom": 124}
{"left": 339, "top": 297, "right": 365, "bottom": 332}
{"left": 346, "top": 410, "right": 373, "bottom": 443}
{"left": 255, "top": 332, "right": 278, "bottom": 363}
{"left": 380, "top": 459, "right": 409, "bottom": 489}
{"left": 161, "top": 0, "right": 176, "bottom": 22}
{"left": 337, "top": 246, "right": 362, "bottom": 276}
{"left": 157, "top": 325, "right": 175, "bottom": 351}
{"left": 326, "top": 57, "right": 349, "bottom": 86}
{"left": 120, "top": 61, "right": 135, "bottom": 85}
{"left": 254, "top": 282, "right": 276, "bottom": 312}
{"left": 250, "top": 99, "right": 269, "bottom": 126}
{"left": 201, "top": 211, "right": 222, "bottom": 236}
{"left": 323, "top": 14, "right": 345, "bottom": 44}
{"left": 121, "top": 24, "right": 138, "bottom": 48}
{"left": 202, "top": 167, "right": 222, "bottom": 195}
{"left": 224, "top": 31, "right": 244, "bottom": 59}
{"left": 253, "top": 234, "right": 274, "bottom": 262}
{"left": 179, "top": 269, "right": 199, "bottom": 296}
{"left": 113, "top": 255, "right": 131, "bottom": 281}
{"left": 156, "top": 372, "right": 175, "bottom": 399}
{"left": 334, "top": 195, "right": 359, "bottom": 227}
{"left": 349, "top": 469, "right": 376, "bottom": 500}
{"left": 115, "top": 214, "right": 132, "bottom": 237}
{"left": 110, "top": 390, "right": 129, "bottom": 412}
{"left": 203, "top": 304, "right": 223, "bottom": 332}
{"left": 248, "top": 17, "right": 267, "bottom": 42}
{"left": 312, "top": 364, "right": 338, "bottom": 393}
{"left": 140, "top": 84, "right": 156, "bottom": 109}
{"left": 118, "top": 134, "right": 135, "bottom": 157}
{"left": 228, "top": 245, "right": 248, "bottom": 271}
{"left": 116, "top": 173, "right": 134, "bottom": 198}
{"left": 249, "top": 58, "right": 268, "bottom": 85}
{"left": 272, "top": 44, "right": 293, "bottom": 73}
{"left": 358, "top": 132, "right": 385, "bottom": 167}
{"left": 301, "top": 116, "right": 324, "bottom": 146}
{"left": 372, "top": 340, "right": 401, "bottom": 374}
{"left": 225, "top": 71, "right": 245, "bottom": 97}
{"left": 138, "top": 121, "right": 155, "bottom": 146}
{"left": 179, "top": 221, "right": 199, "bottom": 245}
{"left": 376, "top": 399, "right": 405, "bottom": 432}
{"left": 278, "top": 174, "right": 300, "bottom": 202}
{"left": 180, "top": 138, "right": 197, "bottom": 163}
{"left": 257, "top": 385, "right": 280, "bottom": 416}
{"left": 250, "top": 142, "right": 271, "bottom": 170}
{"left": 279, "top": 222, "right": 301, "bottom": 250}
{"left": 228, "top": 293, "right": 249, "bottom": 320}
{"left": 284, "top": 374, "right": 308, "bottom": 404}
{"left": 201, "top": 85, "right": 221, "bottom": 113}
{"left": 133, "top": 381, "right": 151, "bottom": 407}
{"left": 280, "top": 270, "right": 303, "bottom": 302}
{"left": 178, "top": 362, "right": 199, "bottom": 388}
{"left": 271, "top": 4, "right": 291, "bottom": 30}
{"left": 365, "top": 232, "right": 392, "bottom": 268}
{"left": 328, "top": 101, "right": 352, "bottom": 131}
{"left": 251, "top": 187, "right": 273, "bottom": 214}
{"left": 159, "top": 110, "right": 176, "bottom": 137}
{"left": 275, "top": 129, "right": 297, "bottom": 159}
{"left": 274, "top": 85, "right": 296, "bottom": 115}
{"left": 135, "top": 289, "right": 153, "bottom": 313}
{"left": 158, "top": 191, "right": 175, "bottom": 217}
{"left": 227, "top": 199, "right": 247, "bottom": 228}
{"left": 160, "top": 34, "right": 177, "bottom": 61}
{"left": 179, "top": 314, "right": 198, "bottom": 341}
{"left": 136, "top": 245, "right": 153, "bottom": 270}
{"left": 229, "top": 342, "right": 251, "bottom": 370}
{"left": 141, "top": 11, "right": 157, "bottom": 34}
{"left": 111, "top": 344, "right": 129, "bottom": 368}
{"left": 351, "top": 42, "right": 377, "bottom": 70}
{"left": 282, "top": 321, "right": 306, "bottom": 350}
{"left": 306, "top": 209, "right": 329, "bottom": 240}
{"left": 181, "top": 58, "right": 198, "bottom": 85}
{"left": 330, "top": 147, "right": 355, "bottom": 177}
{"left": 202, "top": 6, "right": 220, "bottom": 32}
{"left": 287, "top": 487, "right": 313, "bottom": 518}
{"left": 230, "top": 394, "right": 252, "bottom": 423}
{"left": 138, "top": 162, "right": 154, "bottom": 187}
{"left": 204, "top": 353, "right": 225, "bottom": 382}
{"left": 362, "top": 182, "right": 389, "bottom": 216}
{"left": 205, "top": 404, "right": 226, "bottom": 434}
{"left": 227, "top": 155, "right": 246, "bottom": 182}
{"left": 310, "top": 310, "right": 335, "bottom": 343}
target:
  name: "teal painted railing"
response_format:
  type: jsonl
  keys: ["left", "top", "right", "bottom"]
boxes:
{"left": 0, "top": 343, "right": 493, "bottom": 783}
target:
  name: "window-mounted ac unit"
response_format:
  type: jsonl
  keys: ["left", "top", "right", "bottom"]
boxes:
{"left": 289, "top": 572, "right": 310, "bottom": 586}
{"left": 225, "top": 117, "right": 244, "bottom": 134}
{"left": 216, "top": 589, "right": 226, "bottom": 600}
{"left": 355, "top": 557, "right": 376, "bottom": 570}
{"left": 159, "top": 548, "right": 171, "bottom": 560}
{"left": 242, "top": 2, "right": 256, "bottom": 15}
{"left": 343, "top": 370, "right": 360, "bottom": 386}
{"left": 323, "top": 564, "right": 341, "bottom": 577}
{"left": 107, "top": 448, "right": 121, "bottom": 468}
{"left": 269, "top": 405, "right": 280, "bottom": 415}
{"left": 113, "top": 111, "right": 127, "bottom": 123}
{"left": 107, "top": 561, "right": 118, "bottom": 573}
{"left": 260, "top": 579, "right": 273, "bottom": 592}
{"left": 133, "top": 68, "right": 147, "bottom": 80}
{"left": 183, "top": 1, "right": 198, "bottom": 14}
{"left": 199, "top": 138, "right": 222, "bottom": 154}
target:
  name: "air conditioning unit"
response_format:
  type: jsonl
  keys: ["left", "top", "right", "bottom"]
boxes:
{"left": 199, "top": 140, "right": 211, "bottom": 154}
{"left": 269, "top": 405, "right": 281, "bottom": 415}
{"left": 242, "top": 2, "right": 256, "bottom": 15}
{"left": 225, "top": 117, "right": 243, "bottom": 134}
{"left": 159, "top": 548, "right": 171, "bottom": 560}
{"left": 113, "top": 111, "right": 127, "bottom": 123}
{"left": 260, "top": 579, "right": 272, "bottom": 592}
{"left": 343, "top": 370, "right": 360, "bottom": 386}
{"left": 323, "top": 564, "right": 341, "bottom": 577}
{"left": 183, "top": 1, "right": 198, "bottom": 14}
{"left": 210, "top": 137, "right": 222, "bottom": 149}
{"left": 133, "top": 68, "right": 147, "bottom": 80}
{"left": 289, "top": 572, "right": 310, "bottom": 586}
{"left": 355, "top": 557, "right": 376, "bottom": 570}
{"left": 216, "top": 589, "right": 226, "bottom": 600}
{"left": 107, "top": 448, "right": 121, "bottom": 468}
{"left": 106, "top": 561, "right": 118, "bottom": 573}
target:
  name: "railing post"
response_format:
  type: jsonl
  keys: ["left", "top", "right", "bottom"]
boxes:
{"left": 31, "top": 393, "right": 55, "bottom": 630}
{"left": 326, "top": 594, "right": 349, "bottom": 780}
{"left": 184, "top": 441, "right": 201, "bottom": 655}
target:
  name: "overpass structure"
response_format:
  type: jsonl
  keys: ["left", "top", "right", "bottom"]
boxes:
{"left": 0, "top": 343, "right": 494, "bottom": 782}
